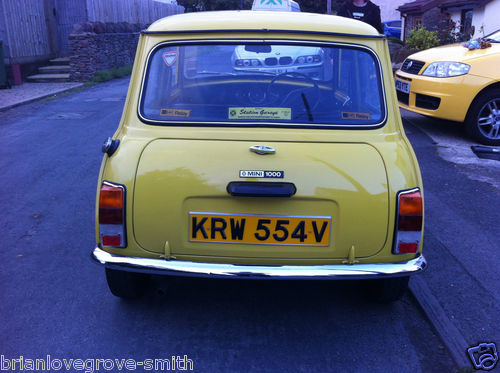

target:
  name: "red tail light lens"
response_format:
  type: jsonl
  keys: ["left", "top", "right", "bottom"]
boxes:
{"left": 102, "top": 236, "right": 122, "bottom": 246}
{"left": 393, "top": 188, "right": 423, "bottom": 254}
{"left": 99, "top": 182, "right": 126, "bottom": 248}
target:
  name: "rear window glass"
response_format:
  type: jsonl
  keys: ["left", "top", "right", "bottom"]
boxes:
{"left": 140, "top": 42, "right": 385, "bottom": 127}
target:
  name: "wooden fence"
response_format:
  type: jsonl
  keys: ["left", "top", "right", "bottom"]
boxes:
{"left": 86, "top": 0, "right": 182, "bottom": 24}
{"left": 54, "top": 0, "right": 88, "bottom": 59}
{"left": 0, "top": 0, "right": 53, "bottom": 64}
{"left": 0, "top": 0, "right": 183, "bottom": 64}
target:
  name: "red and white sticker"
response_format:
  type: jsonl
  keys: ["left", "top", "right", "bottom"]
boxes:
{"left": 162, "top": 51, "right": 177, "bottom": 66}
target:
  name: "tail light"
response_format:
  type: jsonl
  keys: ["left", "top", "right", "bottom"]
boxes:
{"left": 99, "top": 182, "right": 126, "bottom": 248}
{"left": 393, "top": 188, "right": 423, "bottom": 254}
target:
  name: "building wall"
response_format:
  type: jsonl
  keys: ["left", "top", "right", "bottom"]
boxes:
{"left": 421, "top": 6, "right": 442, "bottom": 31}
{"left": 448, "top": 0, "right": 500, "bottom": 39}
{"left": 481, "top": 0, "right": 500, "bottom": 36}
{"left": 402, "top": 7, "right": 447, "bottom": 42}
{"left": 375, "top": 0, "right": 406, "bottom": 22}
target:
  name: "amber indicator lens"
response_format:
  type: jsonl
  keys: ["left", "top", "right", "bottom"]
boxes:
{"left": 398, "top": 191, "right": 422, "bottom": 231}
{"left": 399, "top": 191, "right": 422, "bottom": 216}
{"left": 99, "top": 184, "right": 124, "bottom": 225}
{"left": 99, "top": 184, "right": 123, "bottom": 208}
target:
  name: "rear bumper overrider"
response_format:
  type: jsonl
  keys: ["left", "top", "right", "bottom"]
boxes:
{"left": 92, "top": 247, "right": 427, "bottom": 279}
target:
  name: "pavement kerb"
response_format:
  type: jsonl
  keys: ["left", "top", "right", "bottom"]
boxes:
{"left": 409, "top": 276, "right": 471, "bottom": 369}
{"left": 0, "top": 83, "right": 84, "bottom": 112}
{"left": 402, "top": 110, "right": 478, "bottom": 370}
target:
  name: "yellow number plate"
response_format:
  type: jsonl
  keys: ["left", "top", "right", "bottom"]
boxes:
{"left": 189, "top": 212, "right": 331, "bottom": 246}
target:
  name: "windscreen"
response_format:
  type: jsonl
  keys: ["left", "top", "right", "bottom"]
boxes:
{"left": 485, "top": 30, "right": 500, "bottom": 42}
{"left": 140, "top": 42, "right": 385, "bottom": 127}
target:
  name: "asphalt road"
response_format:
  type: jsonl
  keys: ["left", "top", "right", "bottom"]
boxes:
{"left": 1, "top": 76, "right": 493, "bottom": 373}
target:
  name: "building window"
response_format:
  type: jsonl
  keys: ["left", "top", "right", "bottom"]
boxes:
{"left": 413, "top": 16, "right": 422, "bottom": 28}
{"left": 461, "top": 9, "right": 474, "bottom": 38}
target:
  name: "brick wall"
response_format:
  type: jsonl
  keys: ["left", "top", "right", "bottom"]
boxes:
{"left": 69, "top": 22, "right": 142, "bottom": 82}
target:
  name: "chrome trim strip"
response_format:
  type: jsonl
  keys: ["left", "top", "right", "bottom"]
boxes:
{"left": 91, "top": 247, "right": 426, "bottom": 279}
{"left": 141, "top": 30, "right": 386, "bottom": 39}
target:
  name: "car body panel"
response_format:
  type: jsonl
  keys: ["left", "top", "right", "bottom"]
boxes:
{"left": 396, "top": 70, "right": 492, "bottom": 122}
{"left": 383, "top": 20, "right": 401, "bottom": 39}
{"left": 396, "top": 39, "right": 500, "bottom": 122}
{"left": 145, "top": 11, "right": 380, "bottom": 36}
{"left": 133, "top": 139, "right": 389, "bottom": 259}
{"left": 95, "top": 11, "right": 423, "bottom": 272}
{"left": 405, "top": 43, "right": 500, "bottom": 65}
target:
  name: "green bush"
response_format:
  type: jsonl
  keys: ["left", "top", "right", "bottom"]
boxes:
{"left": 406, "top": 26, "right": 440, "bottom": 50}
{"left": 388, "top": 37, "right": 404, "bottom": 45}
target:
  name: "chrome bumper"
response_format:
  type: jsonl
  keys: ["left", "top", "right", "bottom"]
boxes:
{"left": 92, "top": 247, "right": 427, "bottom": 280}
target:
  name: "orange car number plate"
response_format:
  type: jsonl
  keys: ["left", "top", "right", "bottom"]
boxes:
{"left": 189, "top": 212, "right": 331, "bottom": 246}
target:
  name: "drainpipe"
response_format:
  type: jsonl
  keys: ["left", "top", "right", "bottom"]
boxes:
{"left": 401, "top": 14, "right": 407, "bottom": 42}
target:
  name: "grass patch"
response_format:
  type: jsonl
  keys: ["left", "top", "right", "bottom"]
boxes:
{"left": 91, "top": 65, "right": 132, "bottom": 83}
{"left": 42, "top": 66, "right": 132, "bottom": 103}
{"left": 42, "top": 84, "right": 87, "bottom": 102}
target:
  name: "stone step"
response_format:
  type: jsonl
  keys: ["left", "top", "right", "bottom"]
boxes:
{"left": 39, "top": 65, "right": 71, "bottom": 74}
{"left": 49, "top": 57, "right": 70, "bottom": 65}
{"left": 26, "top": 73, "right": 70, "bottom": 83}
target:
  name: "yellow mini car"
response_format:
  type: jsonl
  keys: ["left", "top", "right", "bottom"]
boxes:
{"left": 92, "top": 10, "right": 426, "bottom": 301}
{"left": 396, "top": 30, "right": 500, "bottom": 145}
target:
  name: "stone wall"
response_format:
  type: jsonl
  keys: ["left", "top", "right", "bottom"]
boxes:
{"left": 403, "top": 8, "right": 444, "bottom": 42}
{"left": 422, "top": 7, "right": 443, "bottom": 33}
{"left": 69, "top": 22, "right": 143, "bottom": 82}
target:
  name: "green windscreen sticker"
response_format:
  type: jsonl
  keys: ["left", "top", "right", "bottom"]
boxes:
{"left": 229, "top": 107, "right": 291, "bottom": 120}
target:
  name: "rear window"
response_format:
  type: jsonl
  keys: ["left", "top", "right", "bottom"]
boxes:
{"left": 140, "top": 42, "right": 386, "bottom": 127}
{"left": 387, "top": 21, "right": 401, "bottom": 27}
